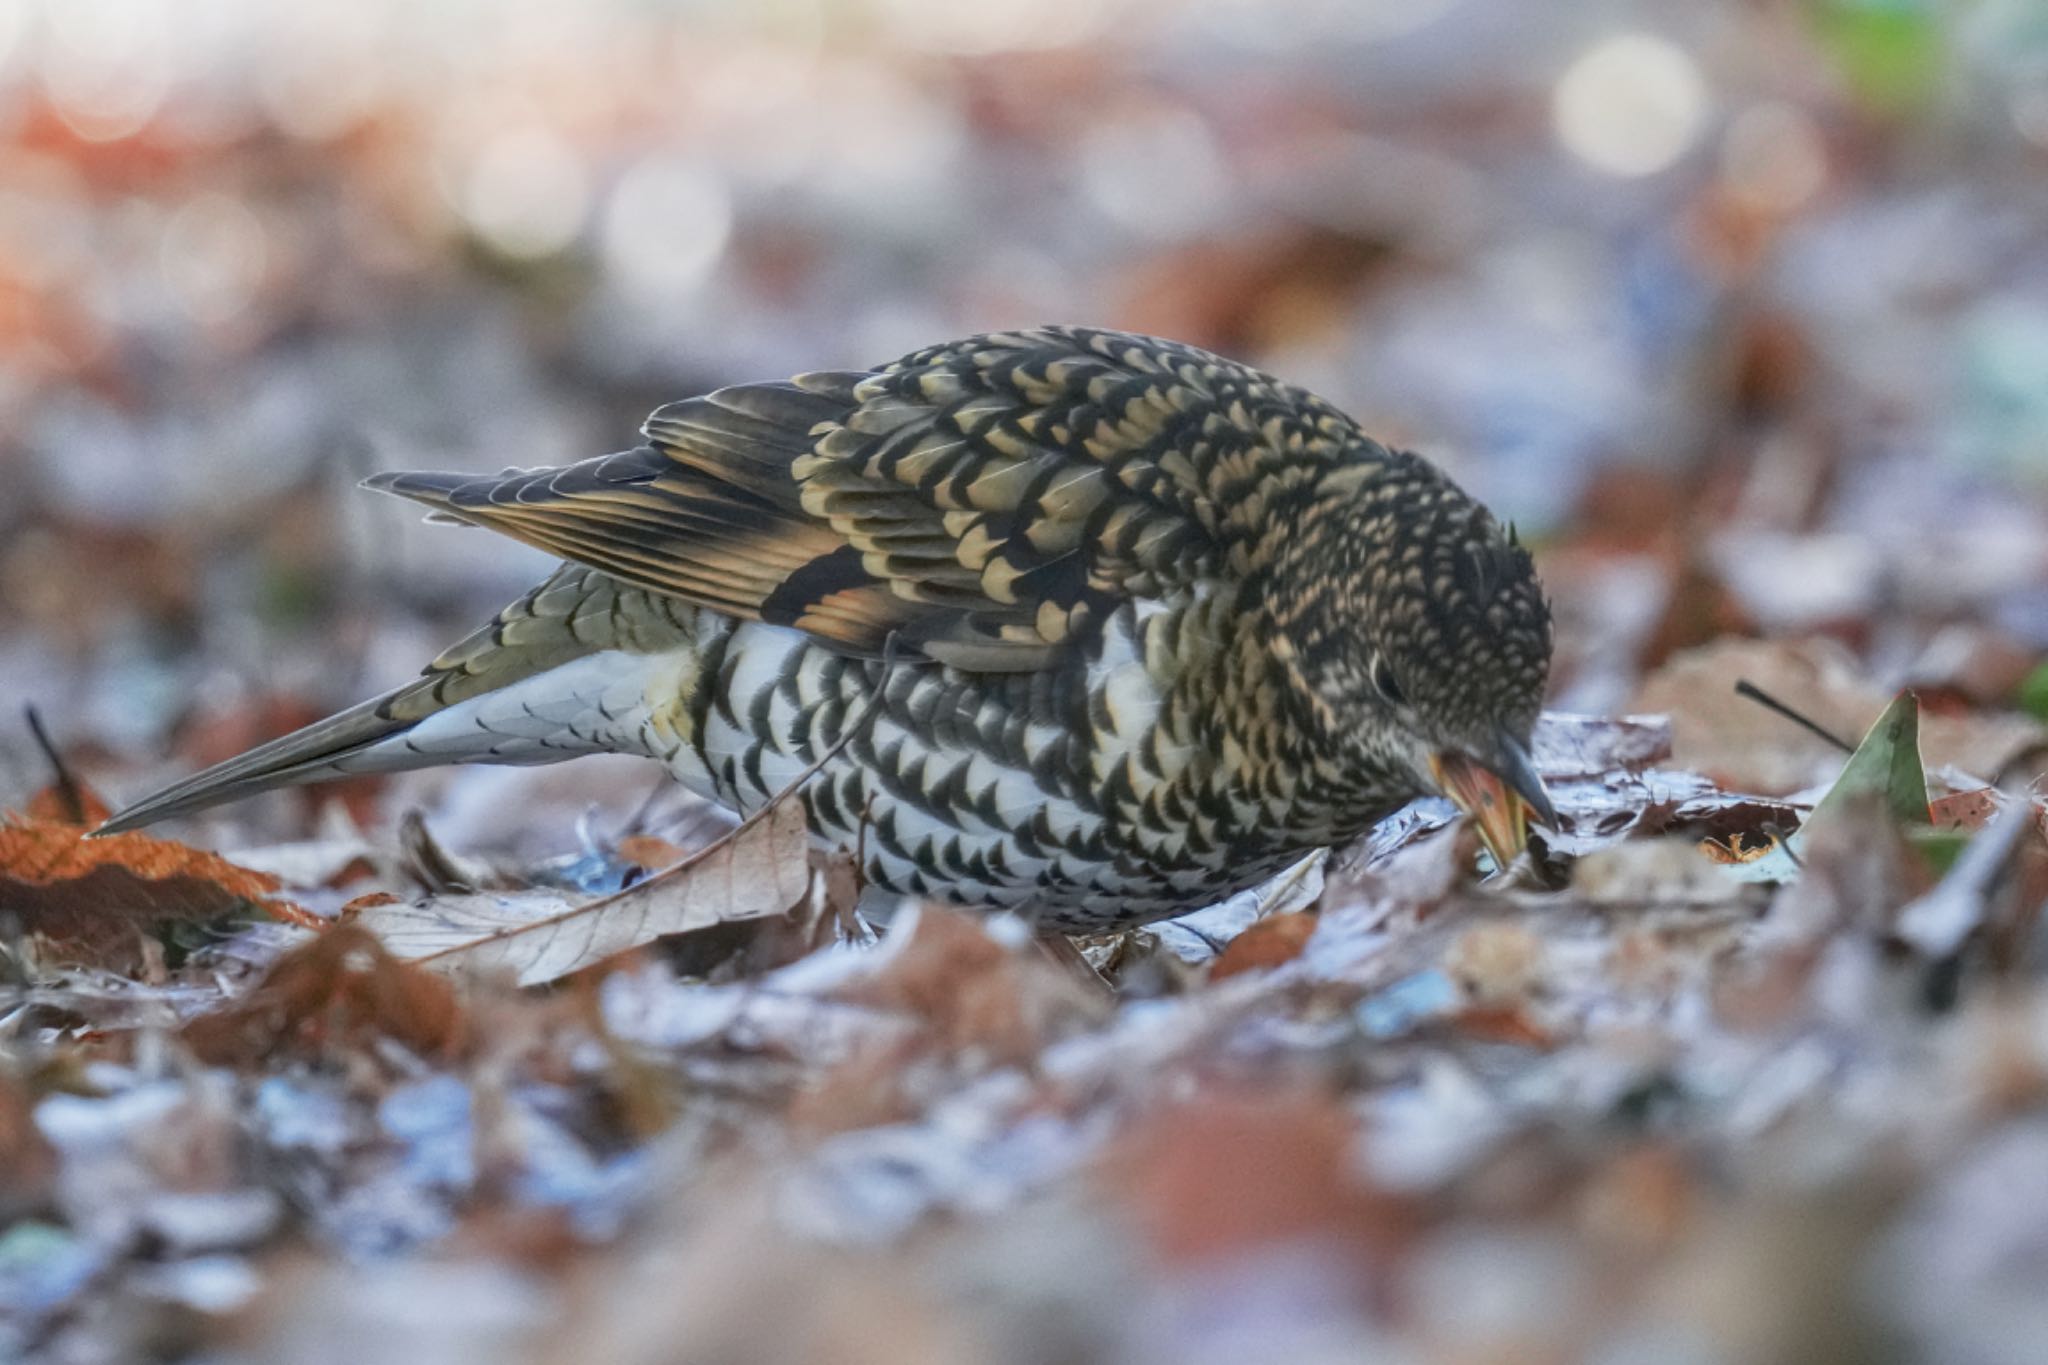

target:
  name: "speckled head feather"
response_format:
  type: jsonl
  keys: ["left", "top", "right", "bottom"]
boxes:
{"left": 1265, "top": 448, "right": 1551, "bottom": 791}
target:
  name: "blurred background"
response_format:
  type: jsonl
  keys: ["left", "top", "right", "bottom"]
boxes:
{"left": 2, "top": 0, "right": 2047, "bottom": 833}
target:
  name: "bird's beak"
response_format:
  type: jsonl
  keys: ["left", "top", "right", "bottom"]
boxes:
{"left": 1428, "top": 731, "right": 1556, "bottom": 869}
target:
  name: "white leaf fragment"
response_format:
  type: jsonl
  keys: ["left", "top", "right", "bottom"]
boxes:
{"left": 354, "top": 800, "right": 811, "bottom": 987}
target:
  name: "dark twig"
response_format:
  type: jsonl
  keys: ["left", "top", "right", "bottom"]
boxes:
{"left": 1733, "top": 679, "right": 1855, "bottom": 754}
{"left": 23, "top": 705, "right": 91, "bottom": 824}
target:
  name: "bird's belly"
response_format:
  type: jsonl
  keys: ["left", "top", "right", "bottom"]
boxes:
{"left": 631, "top": 615, "right": 1298, "bottom": 931}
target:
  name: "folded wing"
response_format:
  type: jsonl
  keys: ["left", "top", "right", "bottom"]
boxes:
{"left": 368, "top": 326, "right": 1354, "bottom": 671}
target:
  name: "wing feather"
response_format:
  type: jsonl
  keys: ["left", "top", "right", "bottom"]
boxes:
{"left": 366, "top": 327, "right": 1371, "bottom": 670}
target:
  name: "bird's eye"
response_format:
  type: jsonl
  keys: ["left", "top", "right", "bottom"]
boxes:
{"left": 1370, "top": 654, "right": 1406, "bottom": 706}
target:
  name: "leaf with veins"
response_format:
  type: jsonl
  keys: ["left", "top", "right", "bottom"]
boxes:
{"left": 354, "top": 799, "right": 812, "bottom": 987}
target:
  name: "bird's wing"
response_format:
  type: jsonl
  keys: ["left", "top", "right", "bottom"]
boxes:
{"left": 368, "top": 327, "right": 1362, "bottom": 670}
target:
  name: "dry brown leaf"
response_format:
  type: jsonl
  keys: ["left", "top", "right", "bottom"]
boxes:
{"left": 1107, "top": 1088, "right": 1415, "bottom": 1269}
{"left": 1209, "top": 911, "right": 1318, "bottom": 980}
{"left": 1638, "top": 638, "right": 2047, "bottom": 795}
{"left": 336, "top": 889, "right": 401, "bottom": 917}
{"left": 0, "top": 1070, "right": 57, "bottom": 1221}
{"left": 788, "top": 1037, "right": 926, "bottom": 1136}
{"left": 1928, "top": 787, "right": 2005, "bottom": 832}
{"left": 0, "top": 814, "right": 305, "bottom": 971}
{"left": 24, "top": 779, "right": 111, "bottom": 827}
{"left": 183, "top": 922, "right": 467, "bottom": 1064}
{"left": 616, "top": 834, "right": 688, "bottom": 872}
{"left": 353, "top": 799, "right": 812, "bottom": 987}
{"left": 835, "top": 906, "right": 1107, "bottom": 1064}
{"left": 1447, "top": 1004, "right": 1555, "bottom": 1048}
{"left": 1634, "top": 637, "right": 1885, "bottom": 794}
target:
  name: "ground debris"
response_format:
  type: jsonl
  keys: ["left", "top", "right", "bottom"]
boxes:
{"left": 9, "top": 5, "right": 2048, "bottom": 1357}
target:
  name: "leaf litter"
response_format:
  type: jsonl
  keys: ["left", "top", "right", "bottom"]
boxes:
{"left": 0, "top": 626, "right": 2039, "bottom": 1345}
{"left": 10, "top": 8, "right": 2048, "bottom": 1357}
{"left": 7, "top": 433, "right": 2048, "bottom": 1365}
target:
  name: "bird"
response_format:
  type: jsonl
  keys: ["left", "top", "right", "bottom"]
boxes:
{"left": 100, "top": 327, "right": 1555, "bottom": 933}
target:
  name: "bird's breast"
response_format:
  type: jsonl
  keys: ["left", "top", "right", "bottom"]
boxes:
{"left": 575, "top": 589, "right": 1382, "bottom": 928}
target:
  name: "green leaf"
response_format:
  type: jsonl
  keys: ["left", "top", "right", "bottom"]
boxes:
{"left": 2019, "top": 660, "right": 2048, "bottom": 722}
{"left": 1812, "top": 689, "right": 1928, "bottom": 829}
{"left": 1725, "top": 691, "right": 1927, "bottom": 883}
{"left": 1811, "top": 0, "right": 1946, "bottom": 116}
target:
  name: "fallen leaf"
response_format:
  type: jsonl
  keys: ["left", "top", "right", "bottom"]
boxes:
{"left": 616, "top": 834, "right": 688, "bottom": 872}
{"left": 1531, "top": 712, "right": 1674, "bottom": 779}
{"left": 398, "top": 809, "right": 510, "bottom": 893}
{"left": 1108, "top": 1088, "right": 1414, "bottom": 1269}
{"left": 353, "top": 799, "right": 812, "bottom": 987}
{"left": 183, "top": 922, "right": 466, "bottom": 1064}
{"left": 1928, "top": 788, "right": 2004, "bottom": 831}
{"left": 1635, "top": 637, "right": 1883, "bottom": 794}
{"left": 1725, "top": 691, "right": 1928, "bottom": 884}
{"left": 24, "top": 781, "right": 111, "bottom": 828}
{"left": 0, "top": 815, "right": 303, "bottom": 971}
{"left": 1700, "top": 831, "right": 1782, "bottom": 864}
{"left": 0, "top": 1070, "right": 57, "bottom": 1221}
{"left": 1209, "top": 911, "right": 1318, "bottom": 980}
{"left": 1640, "top": 638, "right": 2045, "bottom": 795}
{"left": 1447, "top": 1004, "right": 1555, "bottom": 1048}
{"left": 834, "top": 906, "right": 1106, "bottom": 1063}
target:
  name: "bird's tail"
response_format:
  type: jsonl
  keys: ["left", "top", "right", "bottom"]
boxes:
{"left": 95, "top": 691, "right": 435, "bottom": 834}
{"left": 97, "top": 556, "right": 698, "bottom": 835}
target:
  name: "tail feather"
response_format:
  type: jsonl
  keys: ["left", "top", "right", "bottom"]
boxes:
{"left": 93, "top": 693, "right": 427, "bottom": 834}
{"left": 96, "top": 561, "right": 700, "bottom": 835}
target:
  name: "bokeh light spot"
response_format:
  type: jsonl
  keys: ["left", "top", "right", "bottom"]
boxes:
{"left": 1553, "top": 33, "right": 1710, "bottom": 178}
{"left": 455, "top": 127, "right": 590, "bottom": 259}
{"left": 161, "top": 194, "right": 269, "bottom": 326}
{"left": 600, "top": 156, "right": 732, "bottom": 300}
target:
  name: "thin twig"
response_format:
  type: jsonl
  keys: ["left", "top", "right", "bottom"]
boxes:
{"left": 23, "top": 704, "right": 90, "bottom": 823}
{"left": 1733, "top": 679, "right": 1854, "bottom": 754}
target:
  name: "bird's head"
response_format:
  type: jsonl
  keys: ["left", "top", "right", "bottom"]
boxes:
{"left": 1267, "top": 452, "right": 1555, "bottom": 865}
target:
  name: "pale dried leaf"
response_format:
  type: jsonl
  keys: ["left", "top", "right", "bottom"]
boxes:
{"left": 1532, "top": 712, "right": 1674, "bottom": 778}
{"left": 354, "top": 800, "right": 811, "bottom": 986}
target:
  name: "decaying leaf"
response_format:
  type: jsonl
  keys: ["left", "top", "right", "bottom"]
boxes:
{"left": 1636, "top": 638, "right": 1884, "bottom": 794}
{"left": 1927, "top": 787, "right": 2005, "bottom": 831}
{"left": 182, "top": 923, "right": 467, "bottom": 1064}
{"left": 1209, "top": 910, "right": 1319, "bottom": 980}
{"left": 1640, "top": 639, "right": 2045, "bottom": 795}
{"left": 615, "top": 834, "right": 689, "bottom": 872}
{"left": 0, "top": 814, "right": 307, "bottom": 972}
{"left": 833, "top": 906, "right": 1108, "bottom": 1062}
{"left": 0, "top": 1069, "right": 58, "bottom": 1221}
{"left": 353, "top": 799, "right": 812, "bottom": 987}
{"left": 1532, "top": 712, "right": 1674, "bottom": 779}
{"left": 1700, "top": 831, "right": 1782, "bottom": 864}
{"left": 24, "top": 781, "right": 111, "bottom": 828}
{"left": 1107, "top": 1088, "right": 1415, "bottom": 1269}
